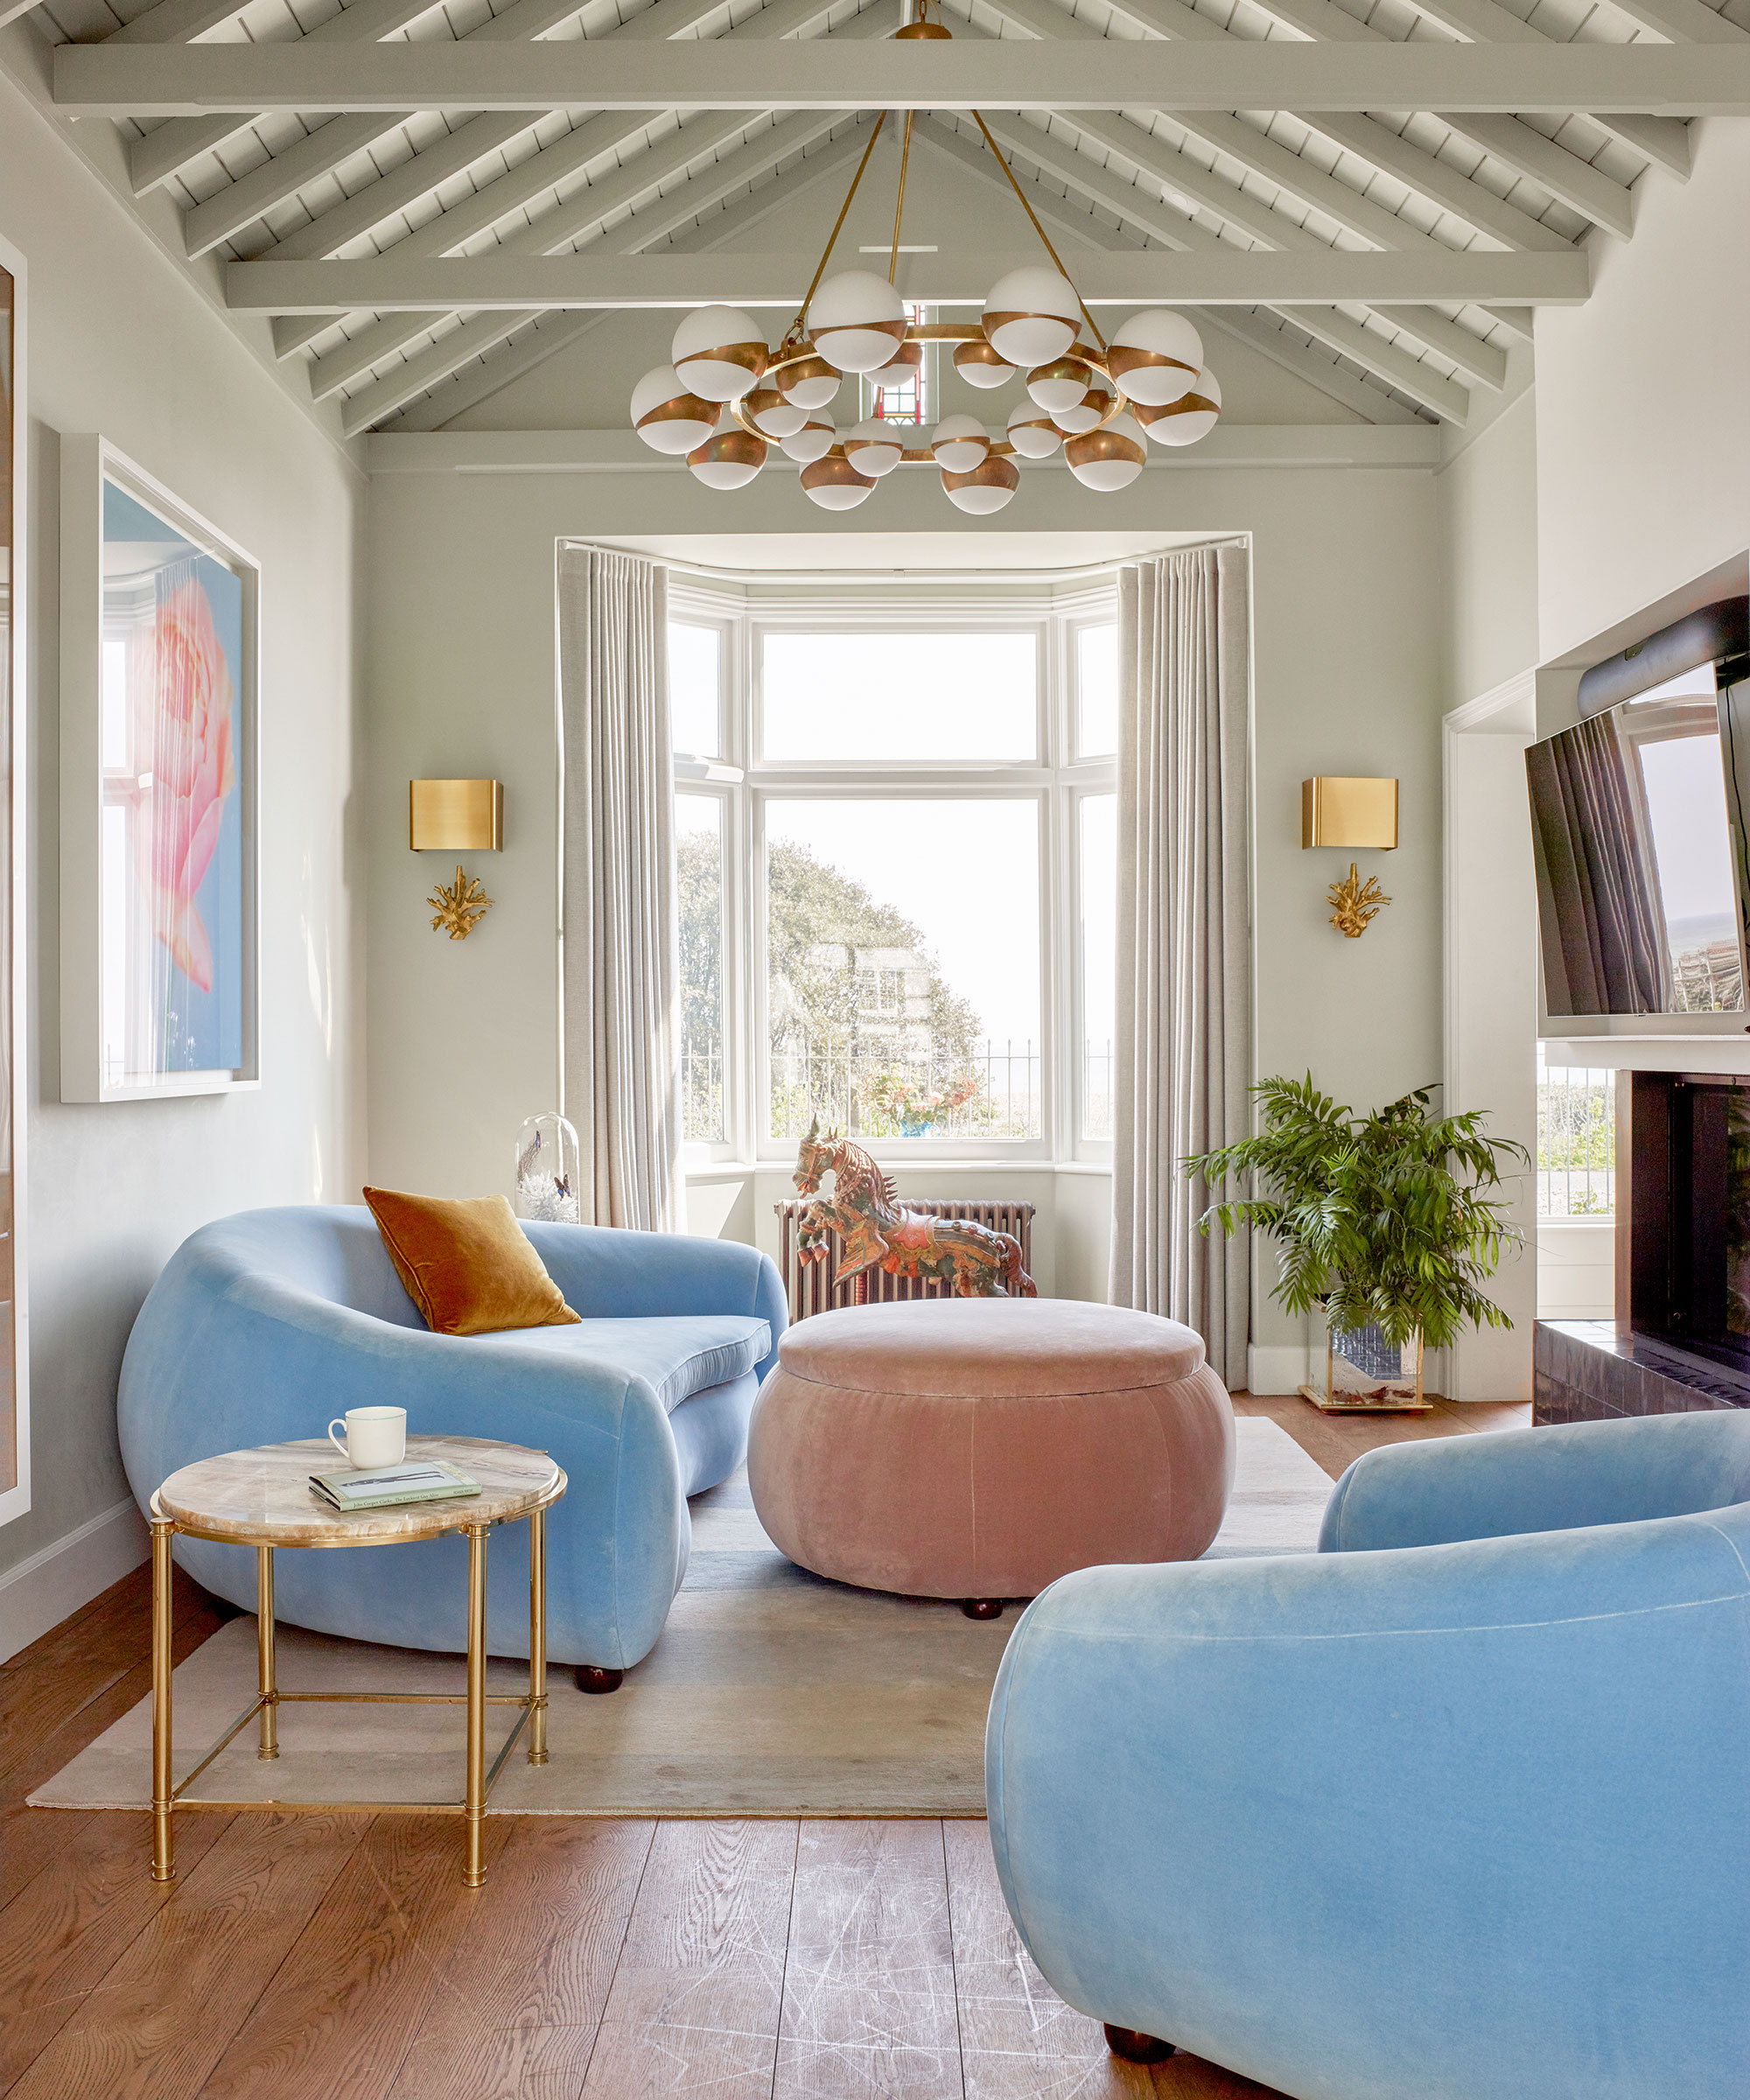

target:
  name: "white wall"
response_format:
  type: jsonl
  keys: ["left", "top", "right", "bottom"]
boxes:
{"left": 0, "top": 72, "right": 367, "bottom": 1633}
{"left": 365, "top": 444, "right": 1443, "bottom": 1367}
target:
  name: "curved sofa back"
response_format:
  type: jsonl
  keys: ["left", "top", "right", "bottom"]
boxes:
{"left": 168, "top": 1204, "right": 429, "bottom": 1328}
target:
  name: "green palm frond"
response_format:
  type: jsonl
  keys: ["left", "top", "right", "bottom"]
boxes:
{"left": 1184, "top": 1075, "right": 1529, "bottom": 1350}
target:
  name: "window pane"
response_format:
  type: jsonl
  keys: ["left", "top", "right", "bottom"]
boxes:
{"left": 1536, "top": 1044, "right": 1614, "bottom": 1217}
{"left": 669, "top": 623, "right": 720, "bottom": 757}
{"left": 766, "top": 799, "right": 1040, "bottom": 1141}
{"left": 676, "top": 795, "right": 724, "bottom": 1143}
{"left": 1080, "top": 794, "right": 1116, "bottom": 1139}
{"left": 762, "top": 633, "right": 1037, "bottom": 762}
{"left": 1077, "top": 623, "right": 1118, "bottom": 757}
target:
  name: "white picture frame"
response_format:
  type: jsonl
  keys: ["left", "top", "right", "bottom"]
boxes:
{"left": 60, "top": 438, "right": 261, "bottom": 1102}
{"left": 0, "top": 230, "right": 31, "bottom": 1530}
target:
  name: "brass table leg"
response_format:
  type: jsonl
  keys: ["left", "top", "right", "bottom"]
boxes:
{"left": 256, "top": 1545, "right": 279, "bottom": 1760}
{"left": 150, "top": 1517, "right": 176, "bottom": 1882}
{"left": 528, "top": 1508, "right": 548, "bottom": 1767}
{"left": 464, "top": 1523, "right": 488, "bottom": 1887}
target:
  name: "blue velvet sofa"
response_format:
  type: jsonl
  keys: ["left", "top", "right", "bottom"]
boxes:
{"left": 985, "top": 1411, "right": 1750, "bottom": 2099}
{"left": 118, "top": 1205, "right": 785, "bottom": 1674}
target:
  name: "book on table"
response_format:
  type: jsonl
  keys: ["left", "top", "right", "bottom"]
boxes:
{"left": 308, "top": 1459, "right": 482, "bottom": 1511}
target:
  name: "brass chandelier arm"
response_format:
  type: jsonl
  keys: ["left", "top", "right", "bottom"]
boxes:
{"left": 970, "top": 111, "right": 1108, "bottom": 357}
{"left": 888, "top": 108, "right": 916, "bottom": 288}
{"left": 791, "top": 108, "right": 890, "bottom": 343}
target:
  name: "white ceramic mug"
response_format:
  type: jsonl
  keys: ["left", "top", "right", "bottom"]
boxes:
{"left": 327, "top": 1405, "right": 407, "bottom": 1470}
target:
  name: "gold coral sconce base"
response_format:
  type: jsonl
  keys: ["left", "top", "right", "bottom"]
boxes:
{"left": 430, "top": 864, "right": 494, "bottom": 940}
{"left": 1327, "top": 862, "right": 1390, "bottom": 939}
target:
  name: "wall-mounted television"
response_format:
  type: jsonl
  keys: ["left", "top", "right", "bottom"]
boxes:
{"left": 1527, "top": 664, "right": 1750, "bottom": 1024}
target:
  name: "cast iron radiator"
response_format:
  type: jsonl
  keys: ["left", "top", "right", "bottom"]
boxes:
{"left": 773, "top": 1197, "right": 1036, "bottom": 1325}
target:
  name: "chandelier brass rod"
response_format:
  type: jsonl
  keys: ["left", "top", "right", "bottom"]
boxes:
{"left": 888, "top": 108, "right": 915, "bottom": 287}
{"left": 970, "top": 109, "right": 1107, "bottom": 355}
{"left": 793, "top": 108, "right": 890, "bottom": 340}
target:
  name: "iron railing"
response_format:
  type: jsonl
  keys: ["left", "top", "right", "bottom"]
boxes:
{"left": 770, "top": 1039, "right": 1041, "bottom": 1141}
{"left": 1537, "top": 1060, "right": 1615, "bottom": 1217}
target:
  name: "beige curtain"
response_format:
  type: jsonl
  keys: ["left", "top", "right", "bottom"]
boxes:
{"left": 1110, "top": 545, "right": 1251, "bottom": 1383}
{"left": 556, "top": 544, "right": 682, "bottom": 1230}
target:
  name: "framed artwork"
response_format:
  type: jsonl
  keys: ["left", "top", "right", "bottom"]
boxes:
{"left": 0, "top": 232, "right": 29, "bottom": 1530}
{"left": 60, "top": 438, "right": 259, "bottom": 1101}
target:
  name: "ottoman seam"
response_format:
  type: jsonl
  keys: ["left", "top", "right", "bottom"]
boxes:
{"left": 775, "top": 1368, "right": 1204, "bottom": 1400}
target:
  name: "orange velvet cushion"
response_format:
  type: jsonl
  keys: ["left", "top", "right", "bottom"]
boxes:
{"left": 362, "top": 1187, "right": 582, "bottom": 1337}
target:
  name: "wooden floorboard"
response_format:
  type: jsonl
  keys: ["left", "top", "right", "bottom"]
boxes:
{"left": 0, "top": 1395, "right": 1524, "bottom": 2099}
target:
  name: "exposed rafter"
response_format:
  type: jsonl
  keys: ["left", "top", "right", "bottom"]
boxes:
{"left": 52, "top": 42, "right": 1750, "bottom": 118}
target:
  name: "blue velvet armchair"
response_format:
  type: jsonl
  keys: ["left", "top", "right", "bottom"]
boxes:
{"left": 119, "top": 1205, "right": 786, "bottom": 1675}
{"left": 985, "top": 1411, "right": 1750, "bottom": 2099}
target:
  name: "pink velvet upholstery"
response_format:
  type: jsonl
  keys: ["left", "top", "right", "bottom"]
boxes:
{"left": 746, "top": 1298, "right": 1236, "bottom": 1601}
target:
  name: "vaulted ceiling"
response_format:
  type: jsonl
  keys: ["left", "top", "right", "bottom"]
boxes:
{"left": 15, "top": 0, "right": 1749, "bottom": 435}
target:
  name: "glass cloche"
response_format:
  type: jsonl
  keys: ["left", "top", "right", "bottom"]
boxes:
{"left": 514, "top": 1112, "right": 581, "bottom": 1224}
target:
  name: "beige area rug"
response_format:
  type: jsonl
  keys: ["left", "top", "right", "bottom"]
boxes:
{"left": 33, "top": 1418, "right": 1332, "bottom": 1819}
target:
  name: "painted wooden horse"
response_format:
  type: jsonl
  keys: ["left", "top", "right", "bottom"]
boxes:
{"left": 793, "top": 1120, "right": 1037, "bottom": 1300}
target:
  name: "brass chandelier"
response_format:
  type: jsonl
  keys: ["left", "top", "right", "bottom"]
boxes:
{"left": 626, "top": 0, "right": 1222, "bottom": 513}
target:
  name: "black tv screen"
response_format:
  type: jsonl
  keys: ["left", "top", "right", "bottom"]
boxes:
{"left": 1526, "top": 673, "right": 1750, "bottom": 1018}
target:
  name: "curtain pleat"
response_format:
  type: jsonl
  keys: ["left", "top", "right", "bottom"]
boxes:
{"left": 556, "top": 544, "right": 682, "bottom": 1231}
{"left": 1109, "top": 544, "right": 1251, "bottom": 1384}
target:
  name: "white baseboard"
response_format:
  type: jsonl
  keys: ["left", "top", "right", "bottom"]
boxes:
{"left": 1248, "top": 1344, "right": 1310, "bottom": 1396}
{"left": 0, "top": 1497, "right": 150, "bottom": 1664}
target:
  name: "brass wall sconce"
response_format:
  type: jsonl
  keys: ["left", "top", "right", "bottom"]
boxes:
{"left": 411, "top": 779, "right": 502, "bottom": 940}
{"left": 1303, "top": 776, "right": 1396, "bottom": 938}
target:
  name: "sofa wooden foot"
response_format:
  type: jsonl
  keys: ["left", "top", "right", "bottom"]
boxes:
{"left": 962, "top": 1599, "right": 1004, "bottom": 1620}
{"left": 1104, "top": 2025, "right": 1175, "bottom": 2064}
{"left": 575, "top": 1665, "right": 624, "bottom": 1694}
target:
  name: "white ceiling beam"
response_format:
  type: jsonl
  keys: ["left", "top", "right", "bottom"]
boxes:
{"left": 1303, "top": 113, "right": 1573, "bottom": 249}
{"left": 56, "top": 42, "right": 1750, "bottom": 116}
{"left": 1060, "top": 111, "right": 1327, "bottom": 250}
{"left": 1604, "top": 0, "right": 1747, "bottom": 39}
{"left": 1369, "top": 303, "right": 1508, "bottom": 387}
{"left": 385, "top": 311, "right": 606, "bottom": 430}
{"left": 343, "top": 120, "right": 865, "bottom": 430}
{"left": 107, "top": 0, "right": 253, "bottom": 40}
{"left": 235, "top": 245, "right": 1591, "bottom": 311}
{"left": 1435, "top": 111, "right": 1635, "bottom": 235}
{"left": 1403, "top": 0, "right": 1541, "bottom": 41}
{"left": 1480, "top": 301, "right": 1532, "bottom": 339}
{"left": 1284, "top": 306, "right": 1470, "bottom": 420}
{"left": 1191, "top": 306, "right": 1424, "bottom": 424}
{"left": 1589, "top": 113, "right": 1690, "bottom": 177}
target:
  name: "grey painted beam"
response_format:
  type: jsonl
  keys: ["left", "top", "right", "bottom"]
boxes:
{"left": 54, "top": 42, "right": 1750, "bottom": 116}
{"left": 232, "top": 247, "right": 1591, "bottom": 311}
{"left": 1282, "top": 306, "right": 1469, "bottom": 422}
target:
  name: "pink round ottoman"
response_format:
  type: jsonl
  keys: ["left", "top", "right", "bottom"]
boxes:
{"left": 746, "top": 1298, "right": 1235, "bottom": 1616}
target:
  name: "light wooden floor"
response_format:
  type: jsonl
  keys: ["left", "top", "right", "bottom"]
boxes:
{"left": 0, "top": 1393, "right": 1528, "bottom": 2100}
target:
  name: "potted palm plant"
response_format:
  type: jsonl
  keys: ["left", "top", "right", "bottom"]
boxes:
{"left": 1186, "top": 1075, "right": 1526, "bottom": 1411}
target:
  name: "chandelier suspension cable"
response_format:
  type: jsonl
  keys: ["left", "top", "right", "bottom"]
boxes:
{"left": 970, "top": 112, "right": 1107, "bottom": 356}
{"left": 790, "top": 108, "right": 891, "bottom": 344}
{"left": 888, "top": 108, "right": 916, "bottom": 287}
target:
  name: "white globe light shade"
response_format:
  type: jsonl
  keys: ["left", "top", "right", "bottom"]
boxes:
{"left": 929, "top": 414, "right": 990, "bottom": 475}
{"left": 780, "top": 415, "right": 836, "bottom": 466}
{"left": 686, "top": 417, "right": 767, "bottom": 490}
{"left": 941, "top": 454, "right": 1019, "bottom": 515}
{"left": 770, "top": 346, "right": 842, "bottom": 411}
{"left": 743, "top": 385, "right": 808, "bottom": 439}
{"left": 1138, "top": 368, "right": 1222, "bottom": 448}
{"left": 670, "top": 305, "right": 768, "bottom": 402}
{"left": 983, "top": 266, "right": 1082, "bottom": 368}
{"left": 629, "top": 363, "right": 718, "bottom": 456}
{"left": 800, "top": 447, "right": 878, "bottom": 511}
{"left": 1064, "top": 412, "right": 1147, "bottom": 493}
{"left": 1006, "top": 400, "right": 1061, "bottom": 459}
{"left": 808, "top": 270, "right": 909, "bottom": 374}
{"left": 954, "top": 339, "right": 1015, "bottom": 389}
{"left": 1026, "top": 355, "right": 1092, "bottom": 414}
{"left": 871, "top": 337, "right": 923, "bottom": 381}
{"left": 1107, "top": 309, "right": 1204, "bottom": 407}
{"left": 1052, "top": 371, "right": 1116, "bottom": 438}
{"left": 845, "top": 419, "right": 906, "bottom": 477}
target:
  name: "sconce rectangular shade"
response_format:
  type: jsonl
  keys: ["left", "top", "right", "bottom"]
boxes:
{"left": 1302, "top": 776, "right": 1398, "bottom": 850}
{"left": 410, "top": 779, "right": 503, "bottom": 851}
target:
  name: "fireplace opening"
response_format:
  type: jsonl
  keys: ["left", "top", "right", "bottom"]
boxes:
{"left": 1622, "top": 1069, "right": 1750, "bottom": 1373}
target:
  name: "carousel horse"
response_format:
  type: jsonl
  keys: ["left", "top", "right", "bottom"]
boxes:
{"left": 793, "top": 1120, "right": 1037, "bottom": 1299}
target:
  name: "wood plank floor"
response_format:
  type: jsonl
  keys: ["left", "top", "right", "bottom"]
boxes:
{"left": 0, "top": 1393, "right": 1528, "bottom": 2100}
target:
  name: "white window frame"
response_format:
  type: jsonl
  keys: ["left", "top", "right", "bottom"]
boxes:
{"left": 670, "top": 578, "right": 1116, "bottom": 1166}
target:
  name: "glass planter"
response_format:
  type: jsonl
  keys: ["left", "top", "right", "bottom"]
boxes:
{"left": 514, "top": 1112, "right": 581, "bottom": 1224}
{"left": 1299, "top": 1312, "right": 1429, "bottom": 1412}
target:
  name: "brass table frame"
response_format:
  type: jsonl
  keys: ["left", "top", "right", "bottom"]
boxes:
{"left": 148, "top": 1479, "right": 562, "bottom": 1888}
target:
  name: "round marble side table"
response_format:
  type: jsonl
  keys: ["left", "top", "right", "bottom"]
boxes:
{"left": 148, "top": 1434, "right": 566, "bottom": 1889}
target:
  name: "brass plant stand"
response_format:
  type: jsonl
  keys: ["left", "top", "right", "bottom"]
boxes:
{"left": 148, "top": 1434, "right": 566, "bottom": 1888}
